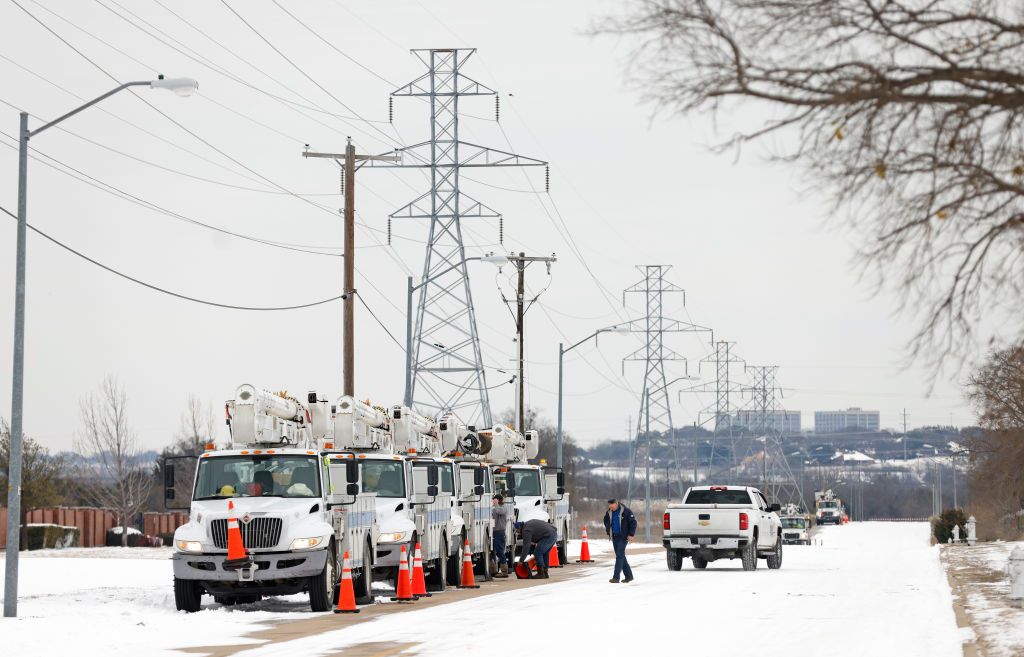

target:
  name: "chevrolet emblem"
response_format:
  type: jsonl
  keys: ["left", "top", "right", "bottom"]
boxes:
{"left": 698, "top": 520, "right": 711, "bottom": 526}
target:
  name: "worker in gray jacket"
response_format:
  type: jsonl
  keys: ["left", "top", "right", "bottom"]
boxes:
{"left": 518, "top": 518, "right": 558, "bottom": 579}
{"left": 492, "top": 494, "right": 510, "bottom": 578}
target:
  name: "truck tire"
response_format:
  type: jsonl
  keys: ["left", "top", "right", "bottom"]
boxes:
{"left": 354, "top": 538, "right": 374, "bottom": 605}
{"left": 308, "top": 545, "right": 337, "bottom": 612}
{"left": 766, "top": 535, "right": 783, "bottom": 570}
{"left": 426, "top": 534, "right": 448, "bottom": 592}
{"left": 174, "top": 577, "right": 203, "bottom": 613}
{"left": 666, "top": 548, "right": 683, "bottom": 571}
{"left": 741, "top": 537, "right": 758, "bottom": 571}
{"left": 475, "top": 532, "right": 493, "bottom": 581}
{"left": 446, "top": 532, "right": 465, "bottom": 586}
{"left": 692, "top": 555, "right": 708, "bottom": 569}
{"left": 556, "top": 523, "right": 568, "bottom": 565}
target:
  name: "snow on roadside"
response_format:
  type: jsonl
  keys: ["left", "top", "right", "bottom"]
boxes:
{"left": 228, "top": 522, "right": 965, "bottom": 657}
{"left": 943, "top": 540, "right": 1024, "bottom": 657}
{"left": 0, "top": 548, "right": 316, "bottom": 657}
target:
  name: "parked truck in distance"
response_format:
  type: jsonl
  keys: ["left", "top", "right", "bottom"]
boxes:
{"left": 780, "top": 516, "right": 811, "bottom": 545}
{"left": 662, "top": 485, "right": 783, "bottom": 571}
{"left": 814, "top": 489, "right": 846, "bottom": 525}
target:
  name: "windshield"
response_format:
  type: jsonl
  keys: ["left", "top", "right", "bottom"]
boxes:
{"left": 819, "top": 501, "right": 838, "bottom": 508}
{"left": 194, "top": 455, "right": 320, "bottom": 499}
{"left": 361, "top": 460, "right": 406, "bottom": 498}
{"left": 684, "top": 488, "right": 753, "bottom": 505}
{"left": 781, "top": 518, "right": 807, "bottom": 528}
{"left": 509, "top": 469, "right": 541, "bottom": 496}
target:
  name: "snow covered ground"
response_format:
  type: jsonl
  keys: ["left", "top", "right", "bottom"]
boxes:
{"left": 0, "top": 524, "right": 967, "bottom": 657}
{"left": 943, "top": 539, "right": 1024, "bottom": 657}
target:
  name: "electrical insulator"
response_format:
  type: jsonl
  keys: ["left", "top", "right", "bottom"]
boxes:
{"left": 389, "top": 96, "right": 394, "bottom": 123}
{"left": 387, "top": 216, "right": 392, "bottom": 245}
{"left": 545, "top": 165, "right": 550, "bottom": 192}
{"left": 495, "top": 95, "right": 500, "bottom": 122}
{"left": 499, "top": 215, "right": 504, "bottom": 245}
{"left": 339, "top": 167, "right": 344, "bottom": 195}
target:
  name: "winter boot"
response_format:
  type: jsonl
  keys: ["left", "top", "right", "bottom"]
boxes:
{"left": 494, "top": 563, "right": 509, "bottom": 578}
{"left": 538, "top": 567, "right": 550, "bottom": 579}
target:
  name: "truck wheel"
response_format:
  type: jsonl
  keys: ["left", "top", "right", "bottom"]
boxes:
{"left": 308, "top": 545, "right": 337, "bottom": 612}
{"left": 741, "top": 538, "right": 758, "bottom": 571}
{"left": 766, "top": 536, "right": 783, "bottom": 570}
{"left": 692, "top": 555, "right": 708, "bottom": 569}
{"left": 556, "top": 523, "right": 568, "bottom": 564}
{"left": 666, "top": 548, "right": 682, "bottom": 571}
{"left": 475, "top": 532, "right": 493, "bottom": 581}
{"left": 174, "top": 577, "right": 203, "bottom": 613}
{"left": 426, "top": 535, "right": 448, "bottom": 592}
{"left": 354, "top": 538, "right": 374, "bottom": 605}
{"left": 446, "top": 533, "right": 465, "bottom": 586}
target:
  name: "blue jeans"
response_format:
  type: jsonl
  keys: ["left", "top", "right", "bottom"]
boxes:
{"left": 612, "top": 535, "right": 633, "bottom": 580}
{"left": 494, "top": 530, "right": 507, "bottom": 565}
{"left": 534, "top": 536, "right": 557, "bottom": 570}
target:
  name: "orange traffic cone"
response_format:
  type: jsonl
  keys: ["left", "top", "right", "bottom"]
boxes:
{"left": 548, "top": 542, "right": 562, "bottom": 568}
{"left": 391, "top": 545, "right": 415, "bottom": 602}
{"left": 515, "top": 555, "right": 538, "bottom": 579}
{"left": 410, "top": 542, "right": 430, "bottom": 597}
{"left": 576, "top": 527, "right": 594, "bottom": 563}
{"left": 224, "top": 500, "right": 251, "bottom": 569}
{"left": 457, "top": 539, "right": 479, "bottom": 588}
{"left": 333, "top": 551, "right": 359, "bottom": 614}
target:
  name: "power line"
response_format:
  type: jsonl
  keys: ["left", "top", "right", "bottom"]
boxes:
{"left": 0, "top": 205, "right": 345, "bottom": 311}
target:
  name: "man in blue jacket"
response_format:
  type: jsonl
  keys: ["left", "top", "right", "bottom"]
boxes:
{"left": 603, "top": 499, "right": 637, "bottom": 583}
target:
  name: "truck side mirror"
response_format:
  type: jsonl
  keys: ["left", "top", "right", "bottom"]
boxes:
{"left": 427, "top": 484, "right": 438, "bottom": 497}
{"left": 556, "top": 471, "right": 565, "bottom": 488}
{"left": 427, "top": 465, "right": 439, "bottom": 486}
{"left": 473, "top": 468, "right": 485, "bottom": 486}
{"left": 164, "top": 464, "right": 175, "bottom": 488}
{"left": 161, "top": 455, "right": 196, "bottom": 511}
{"left": 557, "top": 487, "right": 565, "bottom": 495}
{"left": 346, "top": 460, "right": 359, "bottom": 484}
{"left": 346, "top": 483, "right": 358, "bottom": 496}
{"left": 505, "top": 487, "right": 516, "bottom": 499}
{"left": 769, "top": 503, "right": 781, "bottom": 512}
{"left": 474, "top": 485, "right": 484, "bottom": 496}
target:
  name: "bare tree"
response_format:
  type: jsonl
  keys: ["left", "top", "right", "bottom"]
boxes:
{"left": 173, "top": 394, "right": 218, "bottom": 456}
{"left": 75, "top": 376, "right": 150, "bottom": 547}
{"left": 602, "top": 1, "right": 1024, "bottom": 369}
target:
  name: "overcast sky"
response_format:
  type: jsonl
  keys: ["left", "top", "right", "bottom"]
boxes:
{"left": 0, "top": 0, "right": 975, "bottom": 452}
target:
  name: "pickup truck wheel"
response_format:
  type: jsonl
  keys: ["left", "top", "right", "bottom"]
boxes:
{"left": 666, "top": 548, "right": 683, "bottom": 571}
{"left": 174, "top": 577, "right": 203, "bottom": 613}
{"left": 308, "top": 545, "right": 337, "bottom": 612}
{"left": 766, "top": 536, "right": 783, "bottom": 570}
{"left": 692, "top": 555, "right": 708, "bottom": 569}
{"left": 741, "top": 538, "right": 758, "bottom": 571}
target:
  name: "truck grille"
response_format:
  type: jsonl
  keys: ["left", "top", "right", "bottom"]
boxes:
{"left": 784, "top": 532, "right": 800, "bottom": 540}
{"left": 211, "top": 517, "right": 283, "bottom": 550}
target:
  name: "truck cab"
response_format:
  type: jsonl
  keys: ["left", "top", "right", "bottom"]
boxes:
{"left": 495, "top": 461, "right": 570, "bottom": 564}
{"left": 780, "top": 516, "right": 811, "bottom": 545}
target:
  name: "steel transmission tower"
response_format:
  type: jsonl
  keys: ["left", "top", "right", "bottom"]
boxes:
{"left": 745, "top": 365, "right": 807, "bottom": 510}
{"left": 368, "top": 49, "right": 546, "bottom": 426}
{"left": 680, "top": 340, "right": 745, "bottom": 478}
{"left": 621, "top": 266, "right": 711, "bottom": 540}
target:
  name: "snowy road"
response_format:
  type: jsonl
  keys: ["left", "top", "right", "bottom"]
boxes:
{"left": 1, "top": 523, "right": 967, "bottom": 657}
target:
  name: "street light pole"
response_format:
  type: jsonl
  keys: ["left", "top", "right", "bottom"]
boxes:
{"left": 4, "top": 76, "right": 197, "bottom": 619}
{"left": 556, "top": 324, "right": 631, "bottom": 468}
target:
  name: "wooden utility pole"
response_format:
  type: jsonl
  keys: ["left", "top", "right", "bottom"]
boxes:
{"left": 303, "top": 139, "right": 399, "bottom": 396}
{"left": 503, "top": 252, "right": 556, "bottom": 432}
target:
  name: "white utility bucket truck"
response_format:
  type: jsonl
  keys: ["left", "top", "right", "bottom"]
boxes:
{"left": 166, "top": 385, "right": 375, "bottom": 612}
{"left": 461, "top": 423, "right": 571, "bottom": 564}
{"left": 330, "top": 396, "right": 456, "bottom": 591}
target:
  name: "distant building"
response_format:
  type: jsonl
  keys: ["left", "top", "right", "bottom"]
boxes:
{"left": 732, "top": 409, "right": 801, "bottom": 433}
{"left": 814, "top": 408, "right": 880, "bottom": 433}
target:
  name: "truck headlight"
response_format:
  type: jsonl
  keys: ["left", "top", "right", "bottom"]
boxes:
{"left": 289, "top": 537, "right": 324, "bottom": 550}
{"left": 379, "top": 532, "right": 409, "bottom": 543}
{"left": 176, "top": 540, "right": 202, "bottom": 553}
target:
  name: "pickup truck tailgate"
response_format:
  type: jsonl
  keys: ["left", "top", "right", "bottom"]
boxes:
{"left": 668, "top": 506, "right": 746, "bottom": 535}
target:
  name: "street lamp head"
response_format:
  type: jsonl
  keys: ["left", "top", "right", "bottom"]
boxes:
{"left": 481, "top": 252, "right": 510, "bottom": 268}
{"left": 607, "top": 325, "right": 631, "bottom": 335}
{"left": 150, "top": 76, "right": 199, "bottom": 97}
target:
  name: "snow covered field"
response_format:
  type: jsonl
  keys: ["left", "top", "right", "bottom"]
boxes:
{"left": 1, "top": 524, "right": 969, "bottom": 657}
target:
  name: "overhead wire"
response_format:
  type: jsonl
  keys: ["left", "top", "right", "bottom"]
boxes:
{"left": 0, "top": 205, "right": 346, "bottom": 311}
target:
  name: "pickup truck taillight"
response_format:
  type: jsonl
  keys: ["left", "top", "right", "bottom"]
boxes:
{"left": 663, "top": 512, "right": 670, "bottom": 530}
{"left": 739, "top": 512, "right": 749, "bottom": 531}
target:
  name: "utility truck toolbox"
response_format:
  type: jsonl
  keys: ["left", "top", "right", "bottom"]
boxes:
{"left": 662, "top": 485, "right": 783, "bottom": 572}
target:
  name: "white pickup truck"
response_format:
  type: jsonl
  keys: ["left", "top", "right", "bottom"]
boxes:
{"left": 662, "top": 485, "right": 783, "bottom": 571}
